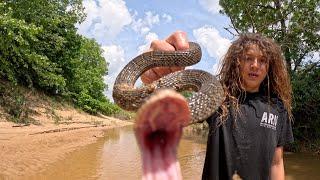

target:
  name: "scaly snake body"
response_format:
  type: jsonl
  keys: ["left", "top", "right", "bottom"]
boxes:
{"left": 112, "top": 42, "right": 224, "bottom": 124}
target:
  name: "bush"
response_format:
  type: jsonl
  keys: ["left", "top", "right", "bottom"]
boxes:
{"left": 291, "top": 66, "right": 320, "bottom": 143}
{"left": 75, "top": 91, "right": 121, "bottom": 116}
{"left": 0, "top": 81, "right": 34, "bottom": 124}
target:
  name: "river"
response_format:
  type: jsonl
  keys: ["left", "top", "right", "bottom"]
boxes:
{"left": 31, "top": 126, "right": 320, "bottom": 180}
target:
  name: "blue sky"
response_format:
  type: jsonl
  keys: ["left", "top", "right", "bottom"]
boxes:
{"left": 76, "top": 0, "right": 234, "bottom": 100}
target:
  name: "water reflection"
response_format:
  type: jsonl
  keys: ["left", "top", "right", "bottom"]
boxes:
{"left": 33, "top": 126, "right": 319, "bottom": 180}
{"left": 28, "top": 138, "right": 105, "bottom": 180}
{"left": 98, "top": 126, "right": 142, "bottom": 179}
{"left": 98, "top": 126, "right": 207, "bottom": 180}
{"left": 285, "top": 152, "right": 320, "bottom": 180}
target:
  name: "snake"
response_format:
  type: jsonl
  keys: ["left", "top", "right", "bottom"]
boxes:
{"left": 113, "top": 42, "right": 224, "bottom": 124}
{"left": 112, "top": 42, "right": 224, "bottom": 179}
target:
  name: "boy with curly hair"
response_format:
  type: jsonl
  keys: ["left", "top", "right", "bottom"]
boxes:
{"left": 141, "top": 31, "right": 293, "bottom": 180}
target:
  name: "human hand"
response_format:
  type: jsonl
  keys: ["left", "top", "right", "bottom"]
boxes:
{"left": 141, "top": 31, "right": 189, "bottom": 84}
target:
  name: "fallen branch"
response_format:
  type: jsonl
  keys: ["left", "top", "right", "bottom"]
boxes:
{"left": 29, "top": 125, "right": 106, "bottom": 135}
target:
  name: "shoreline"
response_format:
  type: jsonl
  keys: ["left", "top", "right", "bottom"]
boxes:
{"left": 0, "top": 118, "right": 133, "bottom": 179}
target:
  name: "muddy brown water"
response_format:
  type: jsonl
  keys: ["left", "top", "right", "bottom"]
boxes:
{"left": 30, "top": 126, "right": 320, "bottom": 180}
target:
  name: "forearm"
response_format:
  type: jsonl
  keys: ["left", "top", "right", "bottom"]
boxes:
{"left": 270, "top": 157, "right": 284, "bottom": 180}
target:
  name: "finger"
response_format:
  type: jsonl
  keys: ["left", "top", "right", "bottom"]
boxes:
{"left": 150, "top": 40, "right": 176, "bottom": 51}
{"left": 142, "top": 40, "right": 176, "bottom": 84}
{"left": 141, "top": 69, "right": 160, "bottom": 84}
{"left": 142, "top": 67, "right": 184, "bottom": 84}
{"left": 152, "top": 67, "right": 172, "bottom": 77}
{"left": 169, "top": 67, "right": 185, "bottom": 72}
{"left": 141, "top": 33, "right": 188, "bottom": 84}
{"left": 153, "top": 66, "right": 185, "bottom": 78}
{"left": 151, "top": 33, "right": 188, "bottom": 77}
{"left": 165, "top": 31, "right": 189, "bottom": 51}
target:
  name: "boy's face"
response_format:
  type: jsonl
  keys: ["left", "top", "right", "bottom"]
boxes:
{"left": 239, "top": 44, "right": 268, "bottom": 92}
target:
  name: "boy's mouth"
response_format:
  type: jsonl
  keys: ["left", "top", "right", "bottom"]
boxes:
{"left": 248, "top": 72, "right": 259, "bottom": 78}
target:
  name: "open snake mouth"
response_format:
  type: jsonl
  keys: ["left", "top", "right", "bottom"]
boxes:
{"left": 135, "top": 89, "right": 190, "bottom": 180}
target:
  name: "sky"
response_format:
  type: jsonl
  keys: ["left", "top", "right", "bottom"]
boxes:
{"left": 76, "top": 0, "right": 235, "bottom": 101}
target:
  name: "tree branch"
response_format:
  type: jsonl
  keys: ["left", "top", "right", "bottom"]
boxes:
{"left": 229, "top": 15, "right": 240, "bottom": 35}
{"left": 293, "top": 51, "right": 309, "bottom": 72}
{"left": 301, "top": 61, "right": 320, "bottom": 76}
{"left": 255, "top": 3, "right": 275, "bottom": 10}
{"left": 274, "top": 0, "right": 292, "bottom": 71}
{"left": 224, "top": 27, "right": 237, "bottom": 37}
{"left": 244, "top": 5, "right": 256, "bottom": 33}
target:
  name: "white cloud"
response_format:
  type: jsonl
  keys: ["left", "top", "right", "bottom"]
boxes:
{"left": 193, "top": 25, "right": 230, "bottom": 75}
{"left": 141, "top": 27, "right": 151, "bottom": 34}
{"left": 131, "top": 11, "right": 160, "bottom": 35}
{"left": 77, "top": 0, "right": 132, "bottom": 42}
{"left": 131, "top": 11, "right": 173, "bottom": 35}
{"left": 162, "top": 14, "right": 173, "bottom": 23}
{"left": 137, "top": 32, "right": 159, "bottom": 54}
{"left": 145, "top": 11, "right": 160, "bottom": 27}
{"left": 212, "top": 63, "right": 220, "bottom": 75}
{"left": 102, "top": 45, "right": 127, "bottom": 100}
{"left": 77, "top": 1, "right": 173, "bottom": 40}
{"left": 193, "top": 25, "right": 231, "bottom": 59}
{"left": 198, "top": 0, "right": 222, "bottom": 14}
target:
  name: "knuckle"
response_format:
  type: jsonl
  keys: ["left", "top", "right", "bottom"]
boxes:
{"left": 173, "top": 30, "right": 186, "bottom": 37}
{"left": 170, "top": 31, "right": 189, "bottom": 50}
{"left": 150, "top": 40, "right": 161, "bottom": 49}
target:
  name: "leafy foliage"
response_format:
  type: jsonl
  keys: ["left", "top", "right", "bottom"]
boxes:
{"left": 66, "top": 38, "right": 107, "bottom": 100}
{"left": 291, "top": 65, "right": 320, "bottom": 140}
{"left": 220, "top": 0, "right": 320, "bottom": 72}
{"left": 0, "top": 3, "right": 65, "bottom": 90}
{"left": 0, "top": 1, "right": 121, "bottom": 118}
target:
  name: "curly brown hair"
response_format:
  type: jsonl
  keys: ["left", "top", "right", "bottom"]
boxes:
{"left": 218, "top": 33, "right": 292, "bottom": 122}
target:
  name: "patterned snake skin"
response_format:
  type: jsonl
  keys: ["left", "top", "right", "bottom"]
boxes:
{"left": 112, "top": 42, "right": 224, "bottom": 124}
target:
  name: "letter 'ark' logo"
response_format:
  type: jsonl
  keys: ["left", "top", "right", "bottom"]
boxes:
{"left": 260, "top": 112, "right": 278, "bottom": 130}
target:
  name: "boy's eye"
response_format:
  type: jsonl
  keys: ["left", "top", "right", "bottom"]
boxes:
{"left": 245, "top": 56, "right": 254, "bottom": 62}
{"left": 244, "top": 56, "right": 267, "bottom": 65}
{"left": 260, "top": 58, "right": 267, "bottom": 64}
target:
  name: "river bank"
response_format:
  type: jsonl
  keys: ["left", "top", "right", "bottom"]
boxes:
{"left": 0, "top": 100, "right": 133, "bottom": 179}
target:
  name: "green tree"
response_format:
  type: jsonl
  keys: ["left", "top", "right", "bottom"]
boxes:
{"left": 219, "top": 0, "right": 320, "bottom": 149}
{"left": 3, "top": 0, "right": 85, "bottom": 92}
{"left": 0, "top": 1, "right": 120, "bottom": 117}
{"left": 220, "top": 0, "right": 320, "bottom": 73}
{"left": 68, "top": 37, "right": 108, "bottom": 101}
{"left": 0, "top": 2, "right": 65, "bottom": 90}
{"left": 67, "top": 37, "right": 120, "bottom": 115}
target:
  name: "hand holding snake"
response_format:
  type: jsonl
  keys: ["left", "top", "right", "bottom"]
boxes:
{"left": 113, "top": 31, "right": 224, "bottom": 180}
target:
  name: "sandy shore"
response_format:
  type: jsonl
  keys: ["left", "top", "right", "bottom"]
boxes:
{"left": 0, "top": 107, "right": 133, "bottom": 179}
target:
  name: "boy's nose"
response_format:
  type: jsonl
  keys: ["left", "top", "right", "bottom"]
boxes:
{"left": 250, "top": 59, "right": 259, "bottom": 69}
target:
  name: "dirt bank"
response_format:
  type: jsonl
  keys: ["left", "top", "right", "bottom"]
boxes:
{"left": 0, "top": 102, "right": 133, "bottom": 179}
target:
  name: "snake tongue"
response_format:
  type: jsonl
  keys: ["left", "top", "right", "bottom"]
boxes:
{"left": 135, "top": 89, "right": 190, "bottom": 180}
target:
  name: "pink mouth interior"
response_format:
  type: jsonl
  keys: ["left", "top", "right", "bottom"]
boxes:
{"left": 248, "top": 72, "right": 259, "bottom": 78}
{"left": 134, "top": 90, "right": 190, "bottom": 180}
